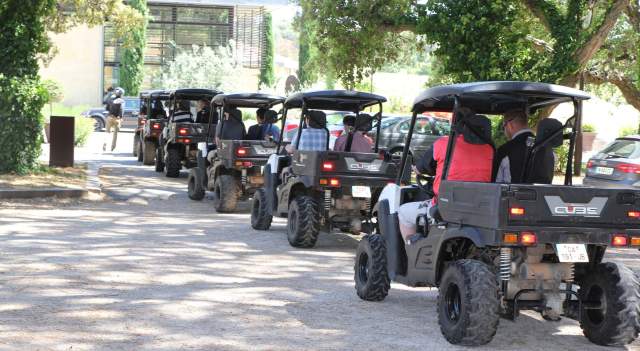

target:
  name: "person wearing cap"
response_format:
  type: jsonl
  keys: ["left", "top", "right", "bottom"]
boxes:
{"left": 104, "top": 87, "right": 125, "bottom": 152}
{"left": 333, "top": 115, "right": 373, "bottom": 153}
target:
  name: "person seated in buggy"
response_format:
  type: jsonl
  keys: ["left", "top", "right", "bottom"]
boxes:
{"left": 195, "top": 98, "right": 212, "bottom": 124}
{"left": 333, "top": 114, "right": 374, "bottom": 153}
{"left": 215, "top": 108, "right": 246, "bottom": 145}
{"left": 398, "top": 108, "right": 494, "bottom": 245}
{"left": 173, "top": 100, "right": 193, "bottom": 123}
{"left": 247, "top": 108, "right": 281, "bottom": 142}
{"left": 285, "top": 110, "right": 328, "bottom": 153}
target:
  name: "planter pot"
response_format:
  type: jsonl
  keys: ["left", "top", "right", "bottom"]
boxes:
{"left": 582, "top": 132, "right": 596, "bottom": 152}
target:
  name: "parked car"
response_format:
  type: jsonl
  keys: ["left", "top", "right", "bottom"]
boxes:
{"left": 370, "top": 114, "right": 451, "bottom": 159}
{"left": 80, "top": 96, "right": 140, "bottom": 131}
{"left": 584, "top": 135, "right": 640, "bottom": 189}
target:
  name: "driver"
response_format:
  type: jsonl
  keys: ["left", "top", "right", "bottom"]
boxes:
{"left": 398, "top": 109, "right": 494, "bottom": 245}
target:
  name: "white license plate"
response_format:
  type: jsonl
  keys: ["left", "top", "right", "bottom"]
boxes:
{"left": 352, "top": 186, "right": 371, "bottom": 198}
{"left": 595, "top": 166, "right": 614, "bottom": 175}
{"left": 555, "top": 244, "right": 589, "bottom": 263}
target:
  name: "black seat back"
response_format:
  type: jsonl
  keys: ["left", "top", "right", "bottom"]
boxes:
{"left": 218, "top": 109, "right": 246, "bottom": 140}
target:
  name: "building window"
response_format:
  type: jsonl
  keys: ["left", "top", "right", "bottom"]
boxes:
{"left": 103, "top": 3, "right": 265, "bottom": 92}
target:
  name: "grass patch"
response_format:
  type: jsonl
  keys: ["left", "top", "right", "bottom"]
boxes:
{"left": 0, "top": 164, "right": 87, "bottom": 190}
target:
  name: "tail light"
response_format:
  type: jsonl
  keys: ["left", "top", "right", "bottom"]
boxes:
{"left": 330, "top": 130, "right": 343, "bottom": 138}
{"left": 235, "top": 161, "right": 253, "bottom": 167}
{"left": 322, "top": 161, "right": 335, "bottom": 171}
{"left": 236, "top": 147, "right": 248, "bottom": 157}
{"left": 319, "top": 178, "right": 341, "bottom": 187}
{"left": 617, "top": 164, "right": 640, "bottom": 174}
{"left": 630, "top": 237, "right": 640, "bottom": 246}
{"left": 586, "top": 160, "right": 594, "bottom": 168}
{"left": 178, "top": 127, "right": 189, "bottom": 136}
{"left": 152, "top": 123, "right": 161, "bottom": 130}
{"left": 520, "top": 232, "right": 537, "bottom": 246}
{"left": 509, "top": 207, "right": 525, "bottom": 216}
{"left": 628, "top": 211, "right": 640, "bottom": 218}
{"left": 612, "top": 234, "right": 628, "bottom": 247}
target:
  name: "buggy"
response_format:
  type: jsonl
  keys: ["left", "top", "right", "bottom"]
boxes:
{"left": 133, "top": 90, "right": 170, "bottom": 165}
{"left": 354, "top": 81, "right": 640, "bottom": 346}
{"left": 155, "top": 88, "right": 221, "bottom": 177}
{"left": 187, "top": 93, "right": 285, "bottom": 213}
{"left": 251, "top": 90, "right": 407, "bottom": 248}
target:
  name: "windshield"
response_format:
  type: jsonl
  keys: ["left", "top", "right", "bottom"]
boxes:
{"left": 600, "top": 139, "right": 640, "bottom": 159}
{"left": 125, "top": 99, "right": 140, "bottom": 110}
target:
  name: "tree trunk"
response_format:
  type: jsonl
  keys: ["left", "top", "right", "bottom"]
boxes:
{"left": 573, "top": 0, "right": 628, "bottom": 68}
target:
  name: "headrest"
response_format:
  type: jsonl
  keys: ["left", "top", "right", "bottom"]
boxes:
{"left": 355, "top": 113, "right": 373, "bottom": 132}
{"left": 228, "top": 109, "right": 242, "bottom": 123}
{"left": 536, "top": 118, "right": 564, "bottom": 148}
{"left": 457, "top": 114, "right": 492, "bottom": 145}
{"left": 307, "top": 110, "right": 326, "bottom": 129}
{"left": 263, "top": 110, "right": 278, "bottom": 124}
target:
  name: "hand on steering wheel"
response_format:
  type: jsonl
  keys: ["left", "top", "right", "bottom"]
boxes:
{"left": 415, "top": 172, "right": 435, "bottom": 198}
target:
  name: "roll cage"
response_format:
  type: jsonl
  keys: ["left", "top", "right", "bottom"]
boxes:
{"left": 279, "top": 90, "right": 388, "bottom": 154}
{"left": 168, "top": 88, "right": 221, "bottom": 122}
{"left": 398, "top": 81, "right": 591, "bottom": 186}
{"left": 139, "top": 90, "right": 171, "bottom": 117}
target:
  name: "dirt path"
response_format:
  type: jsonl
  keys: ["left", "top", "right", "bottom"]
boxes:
{"left": 0, "top": 133, "right": 638, "bottom": 351}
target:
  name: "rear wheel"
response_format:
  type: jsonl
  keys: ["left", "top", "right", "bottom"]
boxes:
{"left": 213, "top": 174, "right": 239, "bottom": 212}
{"left": 188, "top": 168, "right": 205, "bottom": 201}
{"left": 154, "top": 145, "right": 164, "bottom": 173}
{"left": 287, "top": 195, "right": 320, "bottom": 248}
{"left": 133, "top": 134, "right": 140, "bottom": 157}
{"left": 579, "top": 262, "right": 640, "bottom": 346}
{"left": 354, "top": 234, "right": 390, "bottom": 301}
{"left": 92, "top": 116, "right": 105, "bottom": 131}
{"left": 251, "top": 188, "right": 272, "bottom": 230}
{"left": 437, "top": 259, "right": 499, "bottom": 346}
{"left": 165, "top": 148, "right": 181, "bottom": 178}
{"left": 143, "top": 141, "right": 156, "bottom": 165}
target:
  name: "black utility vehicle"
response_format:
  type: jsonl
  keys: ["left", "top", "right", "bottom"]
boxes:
{"left": 188, "top": 93, "right": 284, "bottom": 213}
{"left": 354, "top": 81, "right": 640, "bottom": 346}
{"left": 251, "top": 90, "right": 406, "bottom": 248}
{"left": 134, "top": 90, "right": 170, "bottom": 165}
{"left": 156, "top": 88, "right": 221, "bottom": 178}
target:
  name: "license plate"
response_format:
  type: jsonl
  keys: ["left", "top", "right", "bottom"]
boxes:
{"left": 555, "top": 244, "right": 589, "bottom": 263}
{"left": 352, "top": 186, "right": 371, "bottom": 198}
{"left": 595, "top": 166, "right": 614, "bottom": 175}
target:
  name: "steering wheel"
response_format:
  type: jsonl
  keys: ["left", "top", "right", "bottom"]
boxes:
{"left": 416, "top": 173, "right": 435, "bottom": 198}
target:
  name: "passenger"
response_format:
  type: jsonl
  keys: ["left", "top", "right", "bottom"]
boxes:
{"left": 285, "top": 110, "right": 328, "bottom": 153}
{"left": 333, "top": 115, "right": 373, "bottom": 153}
{"left": 216, "top": 108, "right": 246, "bottom": 144}
{"left": 151, "top": 100, "right": 167, "bottom": 119}
{"left": 173, "top": 100, "right": 193, "bottom": 123}
{"left": 195, "top": 98, "right": 211, "bottom": 124}
{"left": 397, "top": 109, "right": 494, "bottom": 245}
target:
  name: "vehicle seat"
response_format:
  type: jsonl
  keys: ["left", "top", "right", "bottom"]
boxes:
{"left": 218, "top": 109, "right": 246, "bottom": 140}
{"left": 173, "top": 110, "right": 193, "bottom": 123}
{"left": 525, "top": 118, "right": 563, "bottom": 184}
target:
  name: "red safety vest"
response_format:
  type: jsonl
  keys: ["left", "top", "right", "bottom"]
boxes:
{"left": 432, "top": 135, "right": 494, "bottom": 196}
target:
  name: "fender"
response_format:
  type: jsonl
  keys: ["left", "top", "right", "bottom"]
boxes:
{"left": 378, "top": 183, "right": 402, "bottom": 214}
{"left": 431, "top": 225, "right": 487, "bottom": 283}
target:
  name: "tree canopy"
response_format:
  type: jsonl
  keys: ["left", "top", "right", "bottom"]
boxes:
{"left": 119, "top": 0, "right": 148, "bottom": 96}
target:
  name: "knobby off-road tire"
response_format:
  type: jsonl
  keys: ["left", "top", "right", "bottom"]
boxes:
{"left": 165, "top": 148, "right": 181, "bottom": 178}
{"left": 354, "top": 234, "right": 390, "bottom": 301}
{"left": 251, "top": 188, "right": 272, "bottom": 230}
{"left": 437, "top": 259, "right": 500, "bottom": 346}
{"left": 579, "top": 262, "right": 640, "bottom": 346}
{"left": 143, "top": 141, "right": 156, "bottom": 165}
{"left": 188, "top": 168, "right": 205, "bottom": 201}
{"left": 155, "top": 145, "right": 164, "bottom": 173}
{"left": 213, "top": 174, "right": 239, "bottom": 213}
{"left": 133, "top": 134, "right": 140, "bottom": 157}
{"left": 287, "top": 195, "right": 320, "bottom": 248}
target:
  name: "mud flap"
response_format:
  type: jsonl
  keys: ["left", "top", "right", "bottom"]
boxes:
{"left": 378, "top": 200, "right": 407, "bottom": 279}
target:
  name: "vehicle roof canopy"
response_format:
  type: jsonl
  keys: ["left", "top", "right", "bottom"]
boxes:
{"left": 212, "top": 93, "right": 285, "bottom": 108}
{"left": 412, "top": 81, "right": 590, "bottom": 115}
{"left": 284, "top": 90, "right": 387, "bottom": 111}
{"left": 170, "top": 88, "right": 222, "bottom": 100}
{"left": 140, "top": 89, "right": 171, "bottom": 100}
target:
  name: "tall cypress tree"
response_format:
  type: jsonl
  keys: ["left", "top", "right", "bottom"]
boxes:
{"left": 119, "top": 0, "right": 147, "bottom": 96}
{"left": 258, "top": 12, "right": 275, "bottom": 89}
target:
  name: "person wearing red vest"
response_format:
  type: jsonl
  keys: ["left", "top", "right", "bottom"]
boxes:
{"left": 398, "top": 110, "right": 494, "bottom": 245}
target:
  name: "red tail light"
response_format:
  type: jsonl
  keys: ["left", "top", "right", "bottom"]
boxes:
{"left": 510, "top": 207, "right": 525, "bottom": 216}
{"left": 586, "top": 160, "right": 594, "bottom": 168}
{"left": 617, "top": 164, "right": 640, "bottom": 174}
{"left": 178, "top": 128, "right": 189, "bottom": 136}
{"left": 236, "top": 147, "right": 248, "bottom": 157}
{"left": 612, "top": 234, "right": 628, "bottom": 247}
{"left": 628, "top": 211, "right": 640, "bottom": 218}
{"left": 322, "top": 161, "right": 335, "bottom": 171}
{"left": 329, "top": 178, "right": 340, "bottom": 187}
{"left": 152, "top": 123, "right": 161, "bottom": 130}
{"left": 520, "top": 232, "right": 537, "bottom": 246}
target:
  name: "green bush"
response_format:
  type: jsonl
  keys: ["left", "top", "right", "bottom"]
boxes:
{"left": 619, "top": 125, "right": 638, "bottom": 137}
{"left": 582, "top": 124, "right": 596, "bottom": 133}
{"left": 555, "top": 141, "right": 570, "bottom": 173}
{"left": 74, "top": 116, "right": 94, "bottom": 147}
{"left": 0, "top": 75, "right": 48, "bottom": 174}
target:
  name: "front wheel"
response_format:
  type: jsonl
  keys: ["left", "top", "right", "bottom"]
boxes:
{"left": 213, "top": 174, "right": 239, "bottom": 213}
{"left": 287, "top": 195, "right": 320, "bottom": 248}
{"left": 188, "top": 168, "right": 205, "bottom": 201}
{"left": 354, "top": 234, "right": 390, "bottom": 301}
{"left": 437, "top": 259, "right": 499, "bottom": 346}
{"left": 579, "top": 262, "right": 640, "bottom": 346}
{"left": 251, "top": 188, "right": 272, "bottom": 230}
{"left": 154, "top": 144, "right": 164, "bottom": 173}
{"left": 165, "top": 148, "right": 181, "bottom": 178}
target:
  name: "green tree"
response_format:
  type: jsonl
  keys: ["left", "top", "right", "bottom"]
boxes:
{"left": 259, "top": 12, "right": 275, "bottom": 89}
{"left": 119, "top": 0, "right": 148, "bottom": 96}
{"left": 296, "top": 8, "right": 318, "bottom": 87}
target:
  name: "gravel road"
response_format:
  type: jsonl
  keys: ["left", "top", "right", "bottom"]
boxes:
{"left": 0, "top": 132, "right": 638, "bottom": 351}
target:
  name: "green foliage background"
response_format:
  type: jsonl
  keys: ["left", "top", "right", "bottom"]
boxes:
{"left": 118, "top": 0, "right": 148, "bottom": 96}
{"left": 258, "top": 13, "right": 275, "bottom": 89}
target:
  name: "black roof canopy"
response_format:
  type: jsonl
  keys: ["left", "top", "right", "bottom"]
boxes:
{"left": 212, "top": 93, "right": 285, "bottom": 108}
{"left": 412, "top": 81, "right": 590, "bottom": 115}
{"left": 170, "top": 88, "right": 222, "bottom": 100}
{"left": 140, "top": 89, "right": 171, "bottom": 100}
{"left": 284, "top": 90, "right": 387, "bottom": 111}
